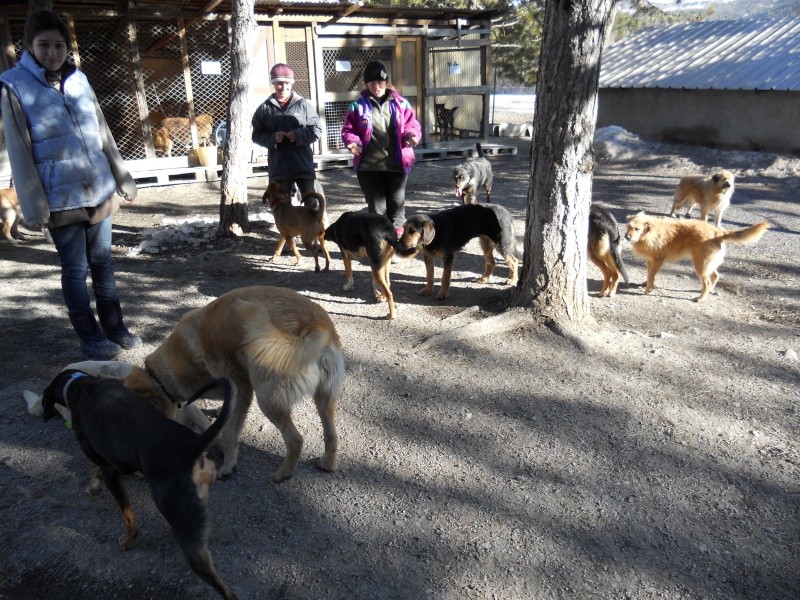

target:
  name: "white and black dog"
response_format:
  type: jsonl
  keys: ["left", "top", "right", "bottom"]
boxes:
{"left": 453, "top": 143, "right": 492, "bottom": 205}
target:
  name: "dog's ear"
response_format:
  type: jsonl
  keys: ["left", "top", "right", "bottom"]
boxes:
{"left": 123, "top": 366, "right": 176, "bottom": 418}
{"left": 41, "top": 380, "right": 60, "bottom": 422}
{"left": 422, "top": 221, "right": 436, "bottom": 245}
{"left": 712, "top": 173, "right": 720, "bottom": 183}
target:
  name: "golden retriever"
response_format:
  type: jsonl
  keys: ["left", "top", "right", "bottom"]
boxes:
{"left": 669, "top": 169, "right": 735, "bottom": 227}
{"left": 122, "top": 286, "right": 345, "bottom": 482}
{"left": 625, "top": 212, "right": 768, "bottom": 302}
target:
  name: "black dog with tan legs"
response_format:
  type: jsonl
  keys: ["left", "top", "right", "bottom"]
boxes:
{"left": 41, "top": 371, "right": 238, "bottom": 600}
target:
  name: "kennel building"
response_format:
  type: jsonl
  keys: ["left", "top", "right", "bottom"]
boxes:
{"left": 0, "top": 1, "right": 507, "bottom": 187}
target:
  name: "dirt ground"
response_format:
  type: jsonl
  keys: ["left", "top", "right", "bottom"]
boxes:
{"left": 1, "top": 126, "right": 798, "bottom": 600}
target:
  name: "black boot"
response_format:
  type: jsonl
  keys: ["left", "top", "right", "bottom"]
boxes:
{"left": 97, "top": 299, "right": 142, "bottom": 350}
{"left": 69, "top": 312, "right": 121, "bottom": 360}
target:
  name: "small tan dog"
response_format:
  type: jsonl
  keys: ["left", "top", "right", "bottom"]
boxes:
{"left": 625, "top": 212, "right": 768, "bottom": 302}
{"left": 262, "top": 181, "right": 331, "bottom": 272}
{"left": 1, "top": 187, "right": 20, "bottom": 243}
{"left": 670, "top": 169, "right": 735, "bottom": 227}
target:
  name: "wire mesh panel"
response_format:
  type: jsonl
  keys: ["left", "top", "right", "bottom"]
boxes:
{"left": 74, "top": 19, "right": 144, "bottom": 159}
{"left": 322, "top": 47, "right": 393, "bottom": 94}
{"left": 185, "top": 19, "right": 230, "bottom": 137}
{"left": 137, "top": 20, "right": 190, "bottom": 156}
{"left": 286, "top": 39, "right": 310, "bottom": 99}
{"left": 323, "top": 100, "right": 351, "bottom": 151}
{"left": 321, "top": 46, "right": 393, "bottom": 150}
{"left": 430, "top": 47, "right": 482, "bottom": 90}
{"left": 427, "top": 94, "right": 485, "bottom": 142}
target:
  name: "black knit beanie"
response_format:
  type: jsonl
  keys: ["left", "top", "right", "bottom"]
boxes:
{"left": 363, "top": 61, "right": 389, "bottom": 84}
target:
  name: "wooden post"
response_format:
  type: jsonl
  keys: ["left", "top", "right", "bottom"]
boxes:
{"left": 178, "top": 17, "right": 199, "bottom": 149}
{"left": 128, "top": 17, "right": 156, "bottom": 159}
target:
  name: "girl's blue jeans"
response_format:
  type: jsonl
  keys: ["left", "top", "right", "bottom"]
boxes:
{"left": 49, "top": 217, "right": 122, "bottom": 342}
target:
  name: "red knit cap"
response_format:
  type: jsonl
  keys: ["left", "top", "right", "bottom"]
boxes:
{"left": 270, "top": 63, "right": 295, "bottom": 83}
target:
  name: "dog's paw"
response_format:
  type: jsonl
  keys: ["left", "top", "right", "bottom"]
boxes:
{"left": 118, "top": 529, "right": 140, "bottom": 550}
{"left": 435, "top": 291, "right": 449, "bottom": 301}
{"left": 418, "top": 286, "right": 433, "bottom": 296}
{"left": 217, "top": 465, "right": 236, "bottom": 481}
{"left": 475, "top": 276, "right": 489, "bottom": 284}
{"left": 317, "top": 455, "right": 338, "bottom": 473}
{"left": 342, "top": 280, "right": 354, "bottom": 292}
{"left": 272, "top": 469, "right": 294, "bottom": 484}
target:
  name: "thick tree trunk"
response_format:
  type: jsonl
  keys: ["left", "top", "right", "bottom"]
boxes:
{"left": 219, "top": 0, "right": 256, "bottom": 236}
{"left": 513, "top": 0, "right": 617, "bottom": 326}
{"left": 28, "top": 0, "right": 55, "bottom": 14}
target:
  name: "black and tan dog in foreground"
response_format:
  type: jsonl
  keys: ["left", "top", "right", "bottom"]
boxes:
{"left": 262, "top": 181, "right": 331, "bottom": 272}
{"left": 42, "top": 371, "right": 238, "bottom": 600}
{"left": 399, "top": 204, "right": 519, "bottom": 300}
{"left": 588, "top": 205, "right": 629, "bottom": 298}
{"left": 325, "top": 210, "right": 417, "bottom": 320}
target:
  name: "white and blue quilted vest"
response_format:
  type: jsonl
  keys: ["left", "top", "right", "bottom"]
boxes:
{"left": 0, "top": 51, "right": 116, "bottom": 213}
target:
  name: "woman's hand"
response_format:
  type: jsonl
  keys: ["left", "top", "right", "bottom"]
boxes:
{"left": 348, "top": 143, "right": 362, "bottom": 156}
{"left": 404, "top": 134, "right": 419, "bottom": 148}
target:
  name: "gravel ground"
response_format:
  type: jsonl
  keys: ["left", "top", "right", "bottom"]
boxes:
{"left": 1, "top": 119, "right": 798, "bottom": 600}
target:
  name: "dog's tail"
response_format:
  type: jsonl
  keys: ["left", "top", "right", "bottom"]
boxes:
{"left": 720, "top": 221, "right": 769, "bottom": 244}
{"left": 187, "top": 378, "right": 234, "bottom": 455}
{"left": 475, "top": 142, "right": 484, "bottom": 157}
{"left": 301, "top": 191, "right": 326, "bottom": 224}
{"left": 236, "top": 298, "right": 337, "bottom": 376}
{"left": 610, "top": 230, "right": 629, "bottom": 285}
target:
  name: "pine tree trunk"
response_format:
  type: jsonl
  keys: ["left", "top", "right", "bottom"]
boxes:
{"left": 218, "top": 0, "right": 256, "bottom": 236}
{"left": 513, "top": 0, "right": 617, "bottom": 326}
{"left": 28, "top": 1, "right": 55, "bottom": 14}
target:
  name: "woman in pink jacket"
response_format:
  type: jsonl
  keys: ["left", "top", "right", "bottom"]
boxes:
{"left": 341, "top": 61, "right": 421, "bottom": 236}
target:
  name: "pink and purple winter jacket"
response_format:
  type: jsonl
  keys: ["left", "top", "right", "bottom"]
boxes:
{"left": 341, "top": 88, "right": 422, "bottom": 174}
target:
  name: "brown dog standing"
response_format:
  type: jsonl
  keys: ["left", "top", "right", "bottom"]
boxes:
{"left": 670, "top": 169, "right": 735, "bottom": 227}
{"left": 263, "top": 181, "right": 330, "bottom": 272}
{"left": 625, "top": 212, "right": 768, "bottom": 302}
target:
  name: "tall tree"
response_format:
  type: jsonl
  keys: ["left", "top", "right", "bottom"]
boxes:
{"left": 219, "top": 0, "right": 256, "bottom": 235}
{"left": 513, "top": 0, "right": 619, "bottom": 328}
{"left": 28, "top": 0, "right": 55, "bottom": 13}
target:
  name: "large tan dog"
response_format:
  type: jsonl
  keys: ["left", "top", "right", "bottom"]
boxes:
{"left": 625, "top": 212, "right": 768, "bottom": 302}
{"left": 1, "top": 187, "right": 20, "bottom": 243}
{"left": 122, "top": 286, "right": 345, "bottom": 483}
{"left": 152, "top": 113, "right": 214, "bottom": 157}
{"left": 669, "top": 169, "right": 735, "bottom": 227}
{"left": 262, "top": 181, "right": 331, "bottom": 272}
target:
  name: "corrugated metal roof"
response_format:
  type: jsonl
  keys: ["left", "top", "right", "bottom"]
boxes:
{"left": 600, "top": 17, "right": 800, "bottom": 91}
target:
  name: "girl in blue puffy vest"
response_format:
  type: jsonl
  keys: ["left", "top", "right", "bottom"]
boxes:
{"left": 0, "top": 10, "right": 140, "bottom": 360}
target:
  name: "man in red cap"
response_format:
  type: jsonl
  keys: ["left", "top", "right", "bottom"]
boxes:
{"left": 252, "top": 63, "right": 322, "bottom": 199}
